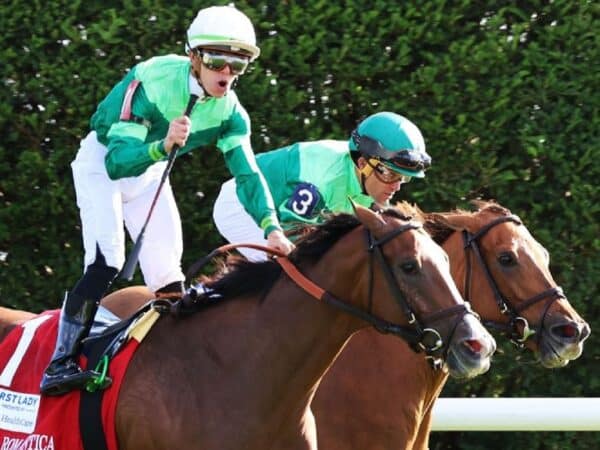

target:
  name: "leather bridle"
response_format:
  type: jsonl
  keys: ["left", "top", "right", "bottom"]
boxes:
{"left": 278, "top": 222, "right": 473, "bottom": 369}
{"left": 185, "top": 222, "right": 476, "bottom": 369}
{"left": 462, "top": 215, "right": 565, "bottom": 347}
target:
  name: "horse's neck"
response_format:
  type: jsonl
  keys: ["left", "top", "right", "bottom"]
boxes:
{"left": 143, "top": 276, "right": 358, "bottom": 443}
{"left": 386, "top": 339, "right": 449, "bottom": 412}
{"left": 242, "top": 278, "right": 355, "bottom": 408}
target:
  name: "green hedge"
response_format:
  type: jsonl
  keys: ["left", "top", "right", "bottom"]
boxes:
{"left": 0, "top": 1, "right": 598, "bottom": 448}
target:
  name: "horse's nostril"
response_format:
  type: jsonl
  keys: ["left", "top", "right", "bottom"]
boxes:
{"left": 551, "top": 322, "right": 580, "bottom": 340}
{"left": 464, "top": 339, "right": 483, "bottom": 354}
{"left": 560, "top": 325, "right": 576, "bottom": 338}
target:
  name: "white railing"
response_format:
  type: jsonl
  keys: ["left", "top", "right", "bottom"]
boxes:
{"left": 431, "top": 398, "right": 600, "bottom": 431}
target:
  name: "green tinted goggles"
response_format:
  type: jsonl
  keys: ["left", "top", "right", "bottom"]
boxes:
{"left": 200, "top": 50, "right": 249, "bottom": 75}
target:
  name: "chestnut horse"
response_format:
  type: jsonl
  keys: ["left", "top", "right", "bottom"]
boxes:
{"left": 311, "top": 201, "right": 590, "bottom": 450}
{"left": 0, "top": 205, "right": 495, "bottom": 450}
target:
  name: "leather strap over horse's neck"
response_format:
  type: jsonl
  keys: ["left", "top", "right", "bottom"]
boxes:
{"left": 185, "top": 242, "right": 287, "bottom": 280}
{"left": 277, "top": 224, "right": 466, "bottom": 358}
{"left": 186, "top": 241, "right": 421, "bottom": 342}
{"left": 276, "top": 257, "right": 420, "bottom": 342}
{"left": 185, "top": 239, "right": 454, "bottom": 353}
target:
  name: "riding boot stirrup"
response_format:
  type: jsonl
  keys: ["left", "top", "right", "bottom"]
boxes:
{"left": 40, "top": 293, "right": 112, "bottom": 396}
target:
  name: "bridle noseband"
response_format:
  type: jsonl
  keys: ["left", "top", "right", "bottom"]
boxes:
{"left": 462, "top": 215, "right": 565, "bottom": 347}
{"left": 364, "top": 224, "right": 473, "bottom": 369}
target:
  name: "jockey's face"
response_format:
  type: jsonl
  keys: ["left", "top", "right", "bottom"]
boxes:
{"left": 357, "top": 156, "right": 405, "bottom": 205}
{"left": 189, "top": 48, "right": 248, "bottom": 98}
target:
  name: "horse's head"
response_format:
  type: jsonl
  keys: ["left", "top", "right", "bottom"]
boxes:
{"left": 345, "top": 204, "right": 496, "bottom": 379}
{"left": 428, "top": 200, "right": 590, "bottom": 368}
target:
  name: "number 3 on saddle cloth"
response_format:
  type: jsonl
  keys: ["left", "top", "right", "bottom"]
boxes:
{"left": 0, "top": 306, "right": 159, "bottom": 450}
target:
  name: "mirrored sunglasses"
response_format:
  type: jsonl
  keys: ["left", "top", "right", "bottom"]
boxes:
{"left": 199, "top": 50, "right": 249, "bottom": 75}
{"left": 368, "top": 159, "right": 412, "bottom": 184}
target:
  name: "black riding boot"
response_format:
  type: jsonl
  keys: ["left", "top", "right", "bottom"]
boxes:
{"left": 40, "top": 292, "right": 112, "bottom": 396}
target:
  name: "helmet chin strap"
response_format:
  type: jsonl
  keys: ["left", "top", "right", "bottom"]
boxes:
{"left": 189, "top": 51, "right": 209, "bottom": 98}
{"left": 189, "top": 61, "right": 218, "bottom": 101}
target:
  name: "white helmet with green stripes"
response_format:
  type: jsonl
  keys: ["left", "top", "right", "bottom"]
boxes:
{"left": 186, "top": 6, "right": 260, "bottom": 61}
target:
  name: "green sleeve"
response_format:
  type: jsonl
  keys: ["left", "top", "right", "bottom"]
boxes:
{"left": 276, "top": 193, "right": 325, "bottom": 228}
{"left": 273, "top": 173, "right": 368, "bottom": 230}
{"left": 104, "top": 124, "right": 167, "bottom": 179}
{"left": 223, "top": 146, "right": 282, "bottom": 237}
{"left": 103, "top": 84, "right": 168, "bottom": 179}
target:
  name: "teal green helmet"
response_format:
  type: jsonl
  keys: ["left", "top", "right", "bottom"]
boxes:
{"left": 349, "top": 112, "right": 431, "bottom": 178}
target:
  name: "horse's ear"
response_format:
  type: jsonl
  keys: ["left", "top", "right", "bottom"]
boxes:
{"left": 393, "top": 200, "right": 424, "bottom": 221}
{"left": 353, "top": 203, "right": 387, "bottom": 231}
{"left": 429, "top": 212, "right": 475, "bottom": 233}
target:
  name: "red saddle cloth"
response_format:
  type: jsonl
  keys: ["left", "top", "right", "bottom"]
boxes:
{"left": 0, "top": 310, "right": 139, "bottom": 450}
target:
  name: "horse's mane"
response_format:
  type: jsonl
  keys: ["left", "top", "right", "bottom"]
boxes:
{"left": 204, "top": 206, "right": 418, "bottom": 301}
{"left": 203, "top": 213, "right": 359, "bottom": 300}
{"left": 415, "top": 199, "right": 513, "bottom": 244}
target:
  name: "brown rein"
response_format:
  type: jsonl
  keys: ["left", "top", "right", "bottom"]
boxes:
{"left": 186, "top": 241, "right": 424, "bottom": 343}
{"left": 185, "top": 224, "right": 472, "bottom": 367}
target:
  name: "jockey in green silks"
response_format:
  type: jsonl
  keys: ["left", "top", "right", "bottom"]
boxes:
{"left": 41, "top": 5, "right": 294, "bottom": 396}
{"left": 213, "top": 112, "right": 432, "bottom": 261}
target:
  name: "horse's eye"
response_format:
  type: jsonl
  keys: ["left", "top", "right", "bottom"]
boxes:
{"left": 399, "top": 261, "right": 419, "bottom": 275}
{"left": 498, "top": 252, "right": 516, "bottom": 266}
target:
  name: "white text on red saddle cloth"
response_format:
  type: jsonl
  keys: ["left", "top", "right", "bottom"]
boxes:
{"left": 0, "top": 310, "right": 83, "bottom": 448}
{"left": 0, "top": 387, "right": 41, "bottom": 433}
{"left": 0, "top": 308, "right": 152, "bottom": 450}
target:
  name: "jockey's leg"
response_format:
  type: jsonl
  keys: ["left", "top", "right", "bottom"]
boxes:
{"left": 125, "top": 168, "right": 186, "bottom": 300}
{"left": 40, "top": 248, "right": 118, "bottom": 396}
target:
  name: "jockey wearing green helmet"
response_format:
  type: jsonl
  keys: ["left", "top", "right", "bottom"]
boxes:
{"left": 213, "top": 111, "right": 433, "bottom": 261}
{"left": 350, "top": 112, "right": 431, "bottom": 184}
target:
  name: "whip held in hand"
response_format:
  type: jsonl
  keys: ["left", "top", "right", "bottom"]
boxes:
{"left": 120, "top": 94, "right": 198, "bottom": 280}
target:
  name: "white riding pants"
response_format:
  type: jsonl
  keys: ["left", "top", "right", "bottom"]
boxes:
{"left": 71, "top": 131, "right": 184, "bottom": 292}
{"left": 212, "top": 178, "right": 269, "bottom": 261}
